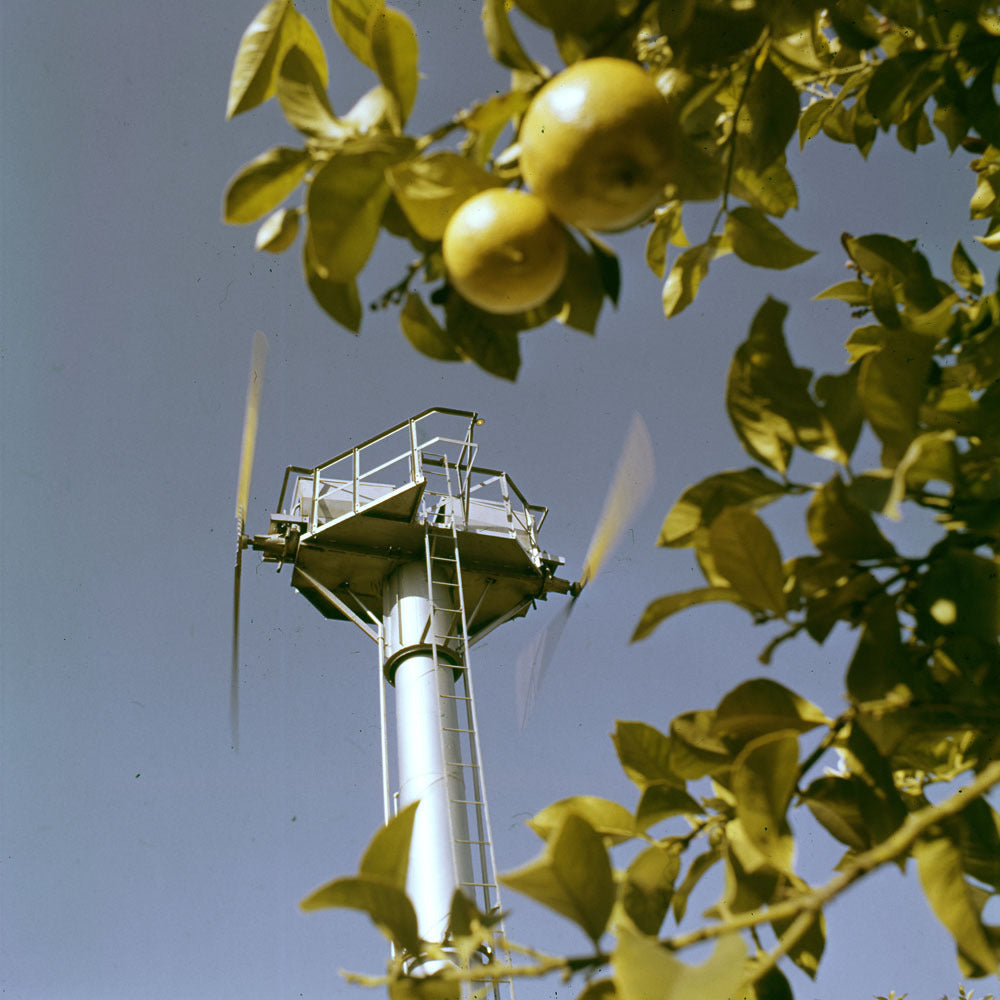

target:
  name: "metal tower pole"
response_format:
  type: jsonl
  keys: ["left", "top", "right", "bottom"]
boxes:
{"left": 383, "top": 561, "right": 475, "bottom": 944}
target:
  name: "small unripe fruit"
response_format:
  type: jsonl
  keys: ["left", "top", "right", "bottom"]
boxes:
{"left": 442, "top": 188, "right": 569, "bottom": 315}
{"left": 519, "top": 57, "right": 678, "bottom": 232}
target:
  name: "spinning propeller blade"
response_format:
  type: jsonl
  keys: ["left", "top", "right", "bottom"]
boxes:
{"left": 232, "top": 331, "right": 269, "bottom": 750}
{"left": 515, "top": 414, "right": 654, "bottom": 728}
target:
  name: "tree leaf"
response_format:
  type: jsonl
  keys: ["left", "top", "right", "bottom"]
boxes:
{"left": 528, "top": 796, "right": 636, "bottom": 844}
{"left": 613, "top": 720, "right": 677, "bottom": 787}
{"left": 442, "top": 297, "right": 521, "bottom": 380}
{"left": 613, "top": 925, "right": 746, "bottom": 1000}
{"left": 672, "top": 847, "right": 721, "bottom": 924}
{"left": 227, "top": 0, "right": 327, "bottom": 118}
{"left": 635, "top": 782, "right": 704, "bottom": 830}
{"left": 631, "top": 587, "right": 746, "bottom": 641}
{"left": 714, "top": 678, "right": 827, "bottom": 742}
{"left": 952, "top": 240, "right": 984, "bottom": 295}
{"left": 725, "top": 206, "right": 816, "bottom": 269}
{"left": 224, "top": 146, "right": 311, "bottom": 224}
{"left": 731, "top": 731, "right": 799, "bottom": 873}
{"left": 500, "top": 814, "right": 615, "bottom": 943}
{"left": 915, "top": 835, "right": 1000, "bottom": 975}
{"left": 802, "top": 774, "right": 871, "bottom": 851}
{"left": 771, "top": 909, "right": 825, "bottom": 980}
{"left": 737, "top": 57, "right": 800, "bottom": 171}
{"left": 227, "top": 0, "right": 296, "bottom": 118}
{"left": 669, "top": 711, "right": 732, "bottom": 779}
{"left": 304, "top": 235, "right": 362, "bottom": 332}
{"left": 255, "top": 207, "right": 300, "bottom": 252}
{"left": 400, "top": 293, "right": 461, "bottom": 360}
{"left": 731, "top": 158, "right": 799, "bottom": 217}
{"left": 813, "top": 279, "right": 871, "bottom": 304}
{"left": 368, "top": 6, "right": 419, "bottom": 131}
{"left": 646, "top": 202, "right": 687, "bottom": 279}
{"left": 386, "top": 153, "right": 502, "bottom": 241}
{"left": 662, "top": 239, "right": 718, "bottom": 318}
{"left": 726, "top": 297, "right": 840, "bottom": 471}
{"left": 708, "top": 507, "right": 787, "bottom": 614}
{"left": 622, "top": 845, "right": 682, "bottom": 936}
{"left": 359, "top": 800, "right": 419, "bottom": 889}
{"left": 300, "top": 874, "right": 420, "bottom": 953}
{"left": 276, "top": 45, "right": 343, "bottom": 138}
{"left": 306, "top": 138, "right": 414, "bottom": 281}
{"left": 330, "top": 0, "right": 381, "bottom": 69}
{"left": 912, "top": 550, "right": 1000, "bottom": 644}
{"left": 659, "top": 467, "right": 789, "bottom": 548}
{"left": 845, "top": 595, "right": 910, "bottom": 703}
{"left": 857, "top": 330, "right": 935, "bottom": 466}
{"left": 806, "top": 475, "right": 896, "bottom": 561}
{"left": 482, "top": 0, "right": 541, "bottom": 73}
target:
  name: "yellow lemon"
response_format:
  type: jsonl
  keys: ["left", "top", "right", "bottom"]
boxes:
{"left": 519, "top": 57, "right": 678, "bottom": 232}
{"left": 442, "top": 188, "right": 569, "bottom": 315}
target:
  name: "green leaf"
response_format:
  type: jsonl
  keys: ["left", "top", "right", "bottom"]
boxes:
{"left": 528, "top": 796, "right": 636, "bottom": 845}
{"left": 726, "top": 298, "right": 841, "bottom": 471}
{"left": 672, "top": 847, "right": 721, "bottom": 924}
{"left": 400, "top": 293, "right": 461, "bottom": 361}
{"left": 731, "top": 731, "right": 799, "bottom": 873}
{"left": 482, "top": 0, "right": 541, "bottom": 73}
{"left": 300, "top": 874, "right": 420, "bottom": 953}
{"left": 725, "top": 206, "right": 816, "bottom": 269}
{"left": 631, "top": 587, "right": 746, "bottom": 641}
{"left": 845, "top": 596, "right": 910, "bottom": 703}
{"left": 442, "top": 297, "right": 521, "bottom": 380}
{"left": 669, "top": 711, "right": 732, "bottom": 779}
{"left": 754, "top": 964, "right": 795, "bottom": 1000}
{"left": 276, "top": 45, "right": 343, "bottom": 138}
{"left": 306, "top": 138, "right": 414, "bottom": 281}
{"left": 556, "top": 234, "right": 607, "bottom": 334}
{"left": 957, "top": 799, "right": 1000, "bottom": 891}
{"left": 224, "top": 147, "right": 311, "bottom": 225}
{"left": 731, "top": 159, "right": 799, "bottom": 217}
{"left": 714, "top": 678, "right": 827, "bottom": 742}
{"left": 305, "top": 236, "right": 362, "bottom": 331}
{"left": 802, "top": 775, "right": 871, "bottom": 851}
{"left": 613, "top": 925, "right": 746, "bottom": 1000}
{"left": 612, "top": 720, "right": 676, "bottom": 787}
{"left": 857, "top": 330, "right": 935, "bottom": 466}
{"left": 912, "top": 550, "right": 1000, "bottom": 644}
{"left": 662, "top": 239, "right": 719, "bottom": 318}
{"left": 814, "top": 368, "right": 864, "bottom": 462}
{"left": 737, "top": 57, "right": 800, "bottom": 171}
{"left": 952, "top": 241, "right": 984, "bottom": 295}
{"left": 359, "top": 800, "right": 419, "bottom": 888}
{"left": 255, "top": 207, "right": 300, "bottom": 252}
{"left": 807, "top": 475, "right": 896, "bottom": 561}
{"left": 330, "top": 0, "right": 381, "bottom": 69}
{"left": 883, "top": 430, "right": 957, "bottom": 520}
{"left": 368, "top": 6, "right": 419, "bottom": 131}
{"left": 227, "top": 0, "right": 295, "bottom": 118}
{"left": 586, "top": 234, "right": 621, "bottom": 306}
{"left": 646, "top": 202, "right": 687, "bottom": 279}
{"left": 915, "top": 835, "right": 1000, "bottom": 975}
{"left": 659, "top": 467, "right": 789, "bottom": 548}
{"left": 227, "top": 0, "right": 327, "bottom": 118}
{"left": 386, "top": 153, "right": 502, "bottom": 241}
{"left": 771, "top": 909, "right": 825, "bottom": 980}
{"left": 708, "top": 507, "right": 786, "bottom": 614}
{"left": 500, "top": 813, "right": 615, "bottom": 943}
{"left": 635, "top": 782, "right": 704, "bottom": 830}
{"left": 865, "top": 51, "right": 944, "bottom": 127}
{"left": 622, "top": 845, "right": 681, "bottom": 936}
{"left": 813, "top": 279, "right": 871, "bottom": 305}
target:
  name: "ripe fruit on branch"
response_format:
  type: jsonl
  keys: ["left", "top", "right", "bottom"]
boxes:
{"left": 441, "top": 188, "right": 569, "bottom": 315}
{"left": 519, "top": 57, "right": 678, "bottom": 233}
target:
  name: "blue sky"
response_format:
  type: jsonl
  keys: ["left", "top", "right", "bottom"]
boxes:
{"left": 2, "top": 2, "right": 995, "bottom": 997}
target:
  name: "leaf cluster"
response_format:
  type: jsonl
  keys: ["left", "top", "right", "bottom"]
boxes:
{"left": 224, "top": 0, "right": 1000, "bottom": 372}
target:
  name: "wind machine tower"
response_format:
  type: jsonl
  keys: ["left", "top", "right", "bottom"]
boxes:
{"left": 232, "top": 335, "right": 653, "bottom": 994}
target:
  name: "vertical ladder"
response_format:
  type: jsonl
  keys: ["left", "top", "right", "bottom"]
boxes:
{"left": 424, "top": 521, "right": 515, "bottom": 1000}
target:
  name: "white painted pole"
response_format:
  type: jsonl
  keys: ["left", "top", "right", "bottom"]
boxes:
{"left": 383, "top": 562, "right": 475, "bottom": 944}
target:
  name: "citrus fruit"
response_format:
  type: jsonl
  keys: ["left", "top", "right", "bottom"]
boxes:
{"left": 442, "top": 188, "right": 569, "bottom": 315}
{"left": 519, "top": 57, "right": 678, "bottom": 232}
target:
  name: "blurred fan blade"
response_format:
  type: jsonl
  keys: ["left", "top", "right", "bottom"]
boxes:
{"left": 515, "top": 601, "right": 573, "bottom": 730}
{"left": 231, "top": 331, "right": 268, "bottom": 751}
{"left": 231, "top": 539, "right": 243, "bottom": 750}
{"left": 578, "top": 413, "right": 654, "bottom": 588}
{"left": 235, "top": 331, "right": 269, "bottom": 525}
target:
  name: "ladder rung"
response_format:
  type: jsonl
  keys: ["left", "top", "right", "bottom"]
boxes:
{"left": 442, "top": 726, "right": 475, "bottom": 734}
{"left": 460, "top": 881, "right": 499, "bottom": 888}
{"left": 440, "top": 693, "right": 471, "bottom": 701}
{"left": 455, "top": 838, "right": 491, "bottom": 846}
